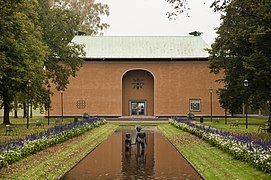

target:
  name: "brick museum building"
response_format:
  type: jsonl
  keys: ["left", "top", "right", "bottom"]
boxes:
{"left": 49, "top": 36, "right": 224, "bottom": 118}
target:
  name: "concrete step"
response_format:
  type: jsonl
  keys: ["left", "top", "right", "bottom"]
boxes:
{"left": 105, "top": 116, "right": 168, "bottom": 122}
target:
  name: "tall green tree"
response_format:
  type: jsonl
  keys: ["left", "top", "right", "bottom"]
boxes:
{"left": 208, "top": 0, "right": 271, "bottom": 119}
{"left": 0, "top": 0, "right": 48, "bottom": 124}
{"left": 0, "top": 0, "right": 108, "bottom": 123}
{"left": 38, "top": 0, "right": 85, "bottom": 91}
{"left": 52, "top": 0, "right": 109, "bottom": 35}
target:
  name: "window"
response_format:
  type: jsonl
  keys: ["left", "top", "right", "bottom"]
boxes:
{"left": 130, "top": 100, "right": 146, "bottom": 116}
{"left": 189, "top": 99, "right": 201, "bottom": 112}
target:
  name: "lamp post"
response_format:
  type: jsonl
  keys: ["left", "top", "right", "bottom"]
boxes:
{"left": 244, "top": 79, "right": 248, "bottom": 129}
{"left": 61, "top": 90, "right": 64, "bottom": 122}
{"left": 27, "top": 80, "right": 31, "bottom": 129}
{"left": 47, "top": 84, "right": 51, "bottom": 125}
{"left": 267, "top": 101, "right": 271, "bottom": 123}
{"left": 224, "top": 86, "right": 228, "bottom": 124}
{"left": 209, "top": 87, "right": 213, "bottom": 122}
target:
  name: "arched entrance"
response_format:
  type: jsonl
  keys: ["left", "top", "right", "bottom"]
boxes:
{"left": 122, "top": 70, "right": 154, "bottom": 116}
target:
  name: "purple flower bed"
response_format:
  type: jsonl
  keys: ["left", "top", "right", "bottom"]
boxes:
{"left": 174, "top": 118, "right": 271, "bottom": 150}
{"left": 170, "top": 118, "right": 271, "bottom": 173}
{"left": 0, "top": 118, "right": 106, "bottom": 168}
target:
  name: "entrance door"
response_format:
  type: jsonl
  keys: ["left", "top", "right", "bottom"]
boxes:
{"left": 122, "top": 70, "right": 154, "bottom": 116}
{"left": 130, "top": 101, "right": 146, "bottom": 116}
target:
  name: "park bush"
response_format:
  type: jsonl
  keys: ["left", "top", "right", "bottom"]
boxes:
{"left": 169, "top": 118, "right": 271, "bottom": 173}
{"left": 0, "top": 118, "right": 107, "bottom": 168}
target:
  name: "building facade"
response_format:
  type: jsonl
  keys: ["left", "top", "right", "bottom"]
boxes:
{"left": 49, "top": 36, "right": 224, "bottom": 118}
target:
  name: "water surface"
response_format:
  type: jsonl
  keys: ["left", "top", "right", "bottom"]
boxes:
{"left": 61, "top": 127, "right": 201, "bottom": 179}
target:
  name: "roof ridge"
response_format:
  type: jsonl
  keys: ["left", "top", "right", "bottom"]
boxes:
{"left": 76, "top": 35, "right": 202, "bottom": 38}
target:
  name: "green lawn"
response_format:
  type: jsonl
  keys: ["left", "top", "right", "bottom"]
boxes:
{"left": 5, "top": 116, "right": 75, "bottom": 124}
{"left": 158, "top": 123, "right": 271, "bottom": 180}
{"left": 194, "top": 117, "right": 268, "bottom": 127}
{"left": 0, "top": 117, "right": 75, "bottom": 143}
{"left": 193, "top": 117, "right": 271, "bottom": 140}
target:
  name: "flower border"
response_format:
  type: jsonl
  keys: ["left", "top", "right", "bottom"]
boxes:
{"left": 169, "top": 118, "right": 271, "bottom": 173}
{"left": 0, "top": 118, "right": 107, "bottom": 168}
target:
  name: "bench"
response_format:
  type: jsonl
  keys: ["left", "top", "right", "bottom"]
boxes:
{"left": 5, "top": 124, "right": 16, "bottom": 135}
{"left": 258, "top": 124, "right": 270, "bottom": 132}
{"left": 230, "top": 120, "right": 239, "bottom": 128}
{"left": 36, "top": 120, "right": 44, "bottom": 127}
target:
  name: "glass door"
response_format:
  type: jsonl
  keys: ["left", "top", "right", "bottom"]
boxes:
{"left": 130, "top": 101, "right": 146, "bottom": 116}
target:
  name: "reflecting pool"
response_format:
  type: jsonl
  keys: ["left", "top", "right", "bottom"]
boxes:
{"left": 60, "top": 127, "right": 202, "bottom": 179}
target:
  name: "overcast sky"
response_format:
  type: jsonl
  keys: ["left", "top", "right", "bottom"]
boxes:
{"left": 97, "top": 0, "right": 222, "bottom": 45}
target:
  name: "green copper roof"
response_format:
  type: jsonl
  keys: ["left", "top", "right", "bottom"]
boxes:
{"left": 72, "top": 36, "right": 209, "bottom": 59}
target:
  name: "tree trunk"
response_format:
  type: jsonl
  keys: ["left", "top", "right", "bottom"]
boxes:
{"left": 268, "top": 102, "right": 271, "bottom": 123}
{"left": 14, "top": 108, "right": 18, "bottom": 118}
{"left": 23, "top": 101, "right": 27, "bottom": 118}
{"left": 14, "top": 99, "right": 18, "bottom": 118}
{"left": 3, "top": 97, "right": 10, "bottom": 124}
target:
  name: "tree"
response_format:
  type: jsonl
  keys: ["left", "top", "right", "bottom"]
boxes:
{"left": 0, "top": 0, "right": 108, "bottom": 123}
{"left": 0, "top": 0, "right": 48, "bottom": 124}
{"left": 210, "top": 0, "right": 232, "bottom": 12}
{"left": 165, "top": 0, "right": 189, "bottom": 20}
{"left": 165, "top": 0, "right": 232, "bottom": 19}
{"left": 52, "top": 0, "right": 109, "bottom": 35}
{"left": 208, "top": 0, "right": 271, "bottom": 120}
{"left": 38, "top": 0, "right": 85, "bottom": 91}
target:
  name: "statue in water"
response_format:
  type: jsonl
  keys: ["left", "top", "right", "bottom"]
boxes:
{"left": 125, "top": 133, "right": 132, "bottom": 151}
{"left": 135, "top": 126, "right": 147, "bottom": 151}
{"left": 124, "top": 127, "right": 147, "bottom": 169}
{"left": 124, "top": 127, "right": 147, "bottom": 151}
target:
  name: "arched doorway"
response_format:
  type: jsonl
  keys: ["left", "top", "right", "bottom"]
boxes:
{"left": 122, "top": 70, "right": 154, "bottom": 116}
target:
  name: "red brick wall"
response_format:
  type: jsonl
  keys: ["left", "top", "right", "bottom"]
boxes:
{"left": 49, "top": 60, "right": 224, "bottom": 117}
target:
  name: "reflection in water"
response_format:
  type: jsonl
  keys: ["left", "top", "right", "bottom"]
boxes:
{"left": 122, "top": 128, "right": 154, "bottom": 179}
{"left": 61, "top": 127, "right": 202, "bottom": 180}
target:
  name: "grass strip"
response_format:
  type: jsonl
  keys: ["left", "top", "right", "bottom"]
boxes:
{"left": 0, "top": 123, "right": 118, "bottom": 180}
{"left": 158, "top": 124, "right": 271, "bottom": 180}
